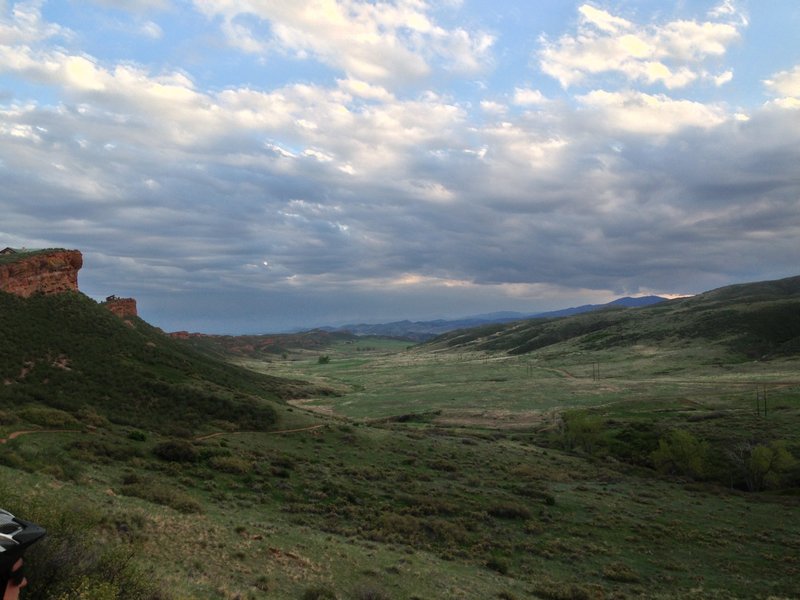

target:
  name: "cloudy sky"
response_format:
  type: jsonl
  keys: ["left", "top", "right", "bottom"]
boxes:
{"left": 1, "top": 1, "right": 799, "bottom": 333}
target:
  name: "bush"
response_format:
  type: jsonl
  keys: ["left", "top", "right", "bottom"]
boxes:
{"left": 560, "top": 412, "right": 602, "bottom": 454}
{"left": 121, "top": 480, "right": 203, "bottom": 514}
{"left": 488, "top": 502, "right": 531, "bottom": 520}
{"left": 351, "top": 584, "right": 390, "bottom": 600}
{"left": 0, "top": 410, "right": 20, "bottom": 425}
{"left": 17, "top": 406, "right": 78, "bottom": 428}
{"left": 152, "top": 439, "right": 198, "bottom": 462}
{"left": 0, "top": 486, "right": 171, "bottom": 600}
{"left": 486, "top": 556, "right": 510, "bottom": 575}
{"left": 651, "top": 430, "right": 708, "bottom": 479}
{"left": 208, "top": 455, "right": 252, "bottom": 474}
{"left": 602, "top": 562, "right": 641, "bottom": 583}
{"left": 254, "top": 575, "right": 271, "bottom": 592}
{"left": 128, "top": 430, "right": 147, "bottom": 442}
{"left": 303, "top": 585, "right": 337, "bottom": 599}
{"left": 728, "top": 440, "right": 797, "bottom": 491}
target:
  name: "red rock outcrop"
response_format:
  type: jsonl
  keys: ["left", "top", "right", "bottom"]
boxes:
{"left": 0, "top": 249, "right": 82, "bottom": 297}
{"left": 103, "top": 295, "right": 138, "bottom": 318}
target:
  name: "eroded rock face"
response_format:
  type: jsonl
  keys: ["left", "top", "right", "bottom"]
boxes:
{"left": 0, "top": 250, "right": 83, "bottom": 297}
{"left": 103, "top": 296, "right": 138, "bottom": 318}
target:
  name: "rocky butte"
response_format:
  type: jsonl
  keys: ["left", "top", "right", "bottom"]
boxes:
{"left": 101, "top": 295, "right": 138, "bottom": 318}
{"left": 0, "top": 247, "right": 83, "bottom": 297}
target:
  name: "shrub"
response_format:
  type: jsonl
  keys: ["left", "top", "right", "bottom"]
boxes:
{"left": 651, "top": 430, "right": 708, "bottom": 479}
{"left": 76, "top": 407, "right": 110, "bottom": 428}
{"left": 17, "top": 406, "right": 78, "bottom": 428}
{"left": 0, "top": 488, "right": 171, "bottom": 600}
{"left": 0, "top": 410, "right": 20, "bottom": 425}
{"left": 152, "top": 439, "right": 198, "bottom": 462}
{"left": 488, "top": 502, "right": 531, "bottom": 520}
{"left": 121, "top": 480, "right": 203, "bottom": 514}
{"left": 303, "top": 585, "right": 337, "bottom": 599}
{"left": 208, "top": 455, "right": 252, "bottom": 474}
{"left": 486, "top": 556, "right": 510, "bottom": 575}
{"left": 351, "top": 584, "right": 390, "bottom": 600}
{"left": 602, "top": 562, "right": 641, "bottom": 583}
{"left": 530, "top": 581, "right": 594, "bottom": 600}
{"left": 728, "top": 440, "right": 797, "bottom": 491}
{"left": 560, "top": 412, "right": 602, "bottom": 454}
{"left": 128, "top": 430, "right": 147, "bottom": 442}
{"left": 254, "top": 575, "right": 271, "bottom": 592}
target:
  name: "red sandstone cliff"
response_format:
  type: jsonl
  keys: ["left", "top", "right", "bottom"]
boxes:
{"left": 102, "top": 295, "right": 138, "bottom": 318}
{"left": 0, "top": 249, "right": 82, "bottom": 297}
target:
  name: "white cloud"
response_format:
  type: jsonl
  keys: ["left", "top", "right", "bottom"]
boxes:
{"left": 89, "top": 0, "right": 168, "bottom": 10}
{"left": 539, "top": 3, "right": 743, "bottom": 89}
{"left": 709, "top": 0, "right": 748, "bottom": 25}
{"left": 338, "top": 78, "right": 395, "bottom": 102}
{"left": 191, "top": 0, "right": 493, "bottom": 85}
{"left": 768, "top": 97, "right": 800, "bottom": 110}
{"left": 764, "top": 65, "right": 800, "bottom": 98}
{"left": 577, "top": 90, "right": 728, "bottom": 135}
{"left": 0, "top": 0, "right": 67, "bottom": 45}
{"left": 480, "top": 100, "right": 505, "bottom": 114}
{"left": 713, "top": 70, "right": 733, "bottom": 86}
{"left": 512, "top": 88, "right": 547, "bottom": 106}
{"left": 139, "top": 20, "right": 163, "bottom": 39}
{"left": 578, "top": 4, "right": 631, "bottom": 34}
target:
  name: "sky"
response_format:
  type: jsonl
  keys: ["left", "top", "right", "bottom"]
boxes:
{"left": 1, "top": 0, "right": 799, "bottom": 333}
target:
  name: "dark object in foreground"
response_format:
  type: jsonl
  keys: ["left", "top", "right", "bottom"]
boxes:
{"left": 0, "top": 509, "right": 46, "bottom": 590}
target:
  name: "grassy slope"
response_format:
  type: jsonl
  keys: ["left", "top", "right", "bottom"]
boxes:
{"left": 0, "top": 291, "right": 313, "bottom": 434}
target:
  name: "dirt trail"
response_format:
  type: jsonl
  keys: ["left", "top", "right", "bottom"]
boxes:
{"left": 0, "top": 424, "right": 325, "bottom": 445}
{"left": 194, "top": 424, "right": 326, "bottom": 442}
{"left": 0, "top": 429, "right": 81, "bottom": 444}
{"left": 541, "top": 367, "right": 577, "bottom": 379}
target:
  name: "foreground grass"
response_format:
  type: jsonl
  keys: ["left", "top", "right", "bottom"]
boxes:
{"left": 2, "top": 393, "right": 799, "bottom": 599}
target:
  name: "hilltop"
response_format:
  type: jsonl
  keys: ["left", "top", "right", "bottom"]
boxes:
{"left": 0, "top": 247, "right": 82, "bottom": 297}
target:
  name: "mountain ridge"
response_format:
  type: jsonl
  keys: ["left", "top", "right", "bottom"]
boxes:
{"left": 316, "top": 295, "right": 668, "bottom": 341}
{"left": 428, "top": 274, "right": 800, "bottom": 359}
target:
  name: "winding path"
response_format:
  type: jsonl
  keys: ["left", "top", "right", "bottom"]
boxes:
{"left": 0, "top": 424, "right": 326, "bottom": 445}
{"left": 193, "top": 424, "right": 326, "bottom": 442}
{"left": 0, "top": 429, "right": 81, "bottom": 444}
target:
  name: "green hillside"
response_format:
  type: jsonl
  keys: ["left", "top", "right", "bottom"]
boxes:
{"left": 0, "top": 291, "right": 313, "bottom": 434}
{"left": 432, "top": 275, "right": 800, "bottom": 359}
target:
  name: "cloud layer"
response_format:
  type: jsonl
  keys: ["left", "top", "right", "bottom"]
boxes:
{"left": 1, "top": 1, "right": 799, "bottom": 332}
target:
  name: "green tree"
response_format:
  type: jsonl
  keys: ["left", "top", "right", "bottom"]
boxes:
{"left": 561, "top": 412, "right": 602, "bottom": 454}
{"left": 651, "top": 430, "right": 708, "bottom": 479}
{"left": 729, "top": 441, "right": 797, "bottom": 491}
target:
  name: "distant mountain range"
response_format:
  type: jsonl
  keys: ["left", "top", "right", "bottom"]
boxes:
{"left": 317, "top": 295, "right": 668, "bottom": 341}
{"left": 431, "top": 276, "right": 800, "bottom": 359}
